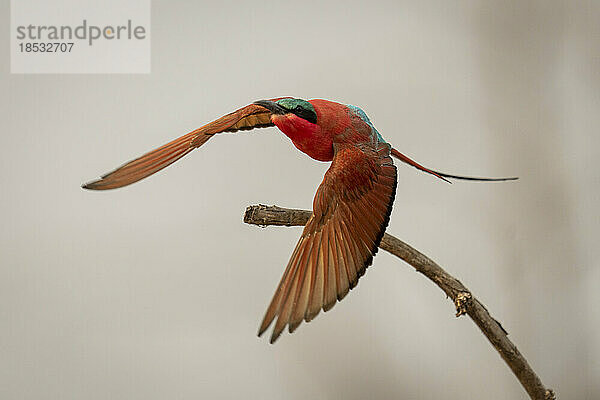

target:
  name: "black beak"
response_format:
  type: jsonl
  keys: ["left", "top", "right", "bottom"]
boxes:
{"left": 253, "top": 100, "right": 287, "bottom": 115}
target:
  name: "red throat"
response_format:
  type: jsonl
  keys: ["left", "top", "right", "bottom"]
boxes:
{"left": 272, "top": 114, "right": 317, "bottom": 139}
{"left": 273, "top": 114, "right": 333, "bottom": 161}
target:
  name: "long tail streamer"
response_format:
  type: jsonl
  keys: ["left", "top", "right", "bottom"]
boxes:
{"left": 390, "top": 148, "right": 518, "bottom": 183}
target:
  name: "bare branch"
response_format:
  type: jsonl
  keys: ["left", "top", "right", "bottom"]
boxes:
{"left": 244, "top": 204, "right": 555, "bottom": 400}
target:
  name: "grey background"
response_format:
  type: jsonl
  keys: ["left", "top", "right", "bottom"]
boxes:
{"left": 2, "top": 1, "right": 598, "bottom": 399}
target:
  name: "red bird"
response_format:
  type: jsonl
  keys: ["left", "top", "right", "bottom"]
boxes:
{"left": 83, "top": 97, "right": 515, "bottom": 343}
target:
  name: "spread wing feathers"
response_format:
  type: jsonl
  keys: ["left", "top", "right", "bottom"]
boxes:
{"left": 82, "top": 103, "right": 274, "bottom": 190}
{"left": 259, "top": 141, "right": 397, "bottom": 343}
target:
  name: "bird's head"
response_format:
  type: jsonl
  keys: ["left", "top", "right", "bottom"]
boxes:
{"left": 254, "top": 98, "right": 318, "bottom": 135}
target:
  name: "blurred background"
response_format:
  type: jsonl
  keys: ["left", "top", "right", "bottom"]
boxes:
{"left": 1, "top": 1, "right": 598, "bottom": 399}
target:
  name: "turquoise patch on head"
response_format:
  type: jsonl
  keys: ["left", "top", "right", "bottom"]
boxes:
{"left": 276, "top": 98, "right": 316, "bottom": 114}
{"left": 347, "top": 104, "right": 386, "bottom": 143}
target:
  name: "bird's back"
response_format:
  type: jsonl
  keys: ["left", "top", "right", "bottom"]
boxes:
{"left": 345, "top": 104, "right": 387, "bottom": 144}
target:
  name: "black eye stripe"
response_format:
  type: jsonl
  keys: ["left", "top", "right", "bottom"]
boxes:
{"left": 291, "top": 106, "right": 317, "bottom": 124}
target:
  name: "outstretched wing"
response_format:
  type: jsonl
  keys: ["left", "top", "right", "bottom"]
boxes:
{"left": 82, "top": 102, "right": 278, "bottom": 190}
{"left": 259, "top": 140, "right": 397, "bottom": 343}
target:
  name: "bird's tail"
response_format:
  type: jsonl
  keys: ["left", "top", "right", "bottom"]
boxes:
{"left": 390, "top": 148, "right": 518, "bottom": 183}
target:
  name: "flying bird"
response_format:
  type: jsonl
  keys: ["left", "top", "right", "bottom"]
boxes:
{"left": 82, "top": 97, "right": 516, "bottom": 343}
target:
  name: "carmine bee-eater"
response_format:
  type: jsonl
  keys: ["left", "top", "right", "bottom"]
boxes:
{"left": 83, "top": 97, "right": 515, "bottom": 343}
